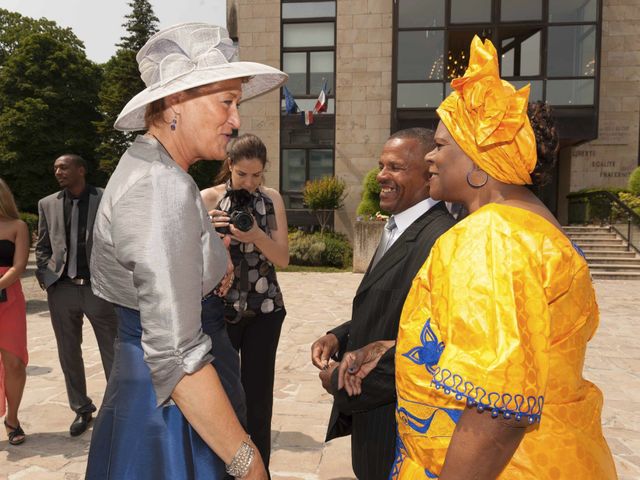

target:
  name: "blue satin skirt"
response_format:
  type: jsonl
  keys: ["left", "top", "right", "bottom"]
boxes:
{"left": 86, "top": 296, "right": 245, "bottom": 479}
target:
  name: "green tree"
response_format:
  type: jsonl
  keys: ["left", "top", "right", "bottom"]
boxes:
{"left": 95, "top": 0, "right": 159, "bottom": 175}
{"left": 303, "top": 176, "right": 347, "bottom": 233}
{"left": 0, "top": 25, "right": 101, "bottom": 212}
{"left": 0, "top": 9, "right": 84, "bottom": 66}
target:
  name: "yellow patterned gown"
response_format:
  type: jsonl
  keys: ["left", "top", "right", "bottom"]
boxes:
{"left": 392, "top": 203, "right": 616, "bottom": 479}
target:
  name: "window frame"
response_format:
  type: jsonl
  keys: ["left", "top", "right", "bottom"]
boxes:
{"left": 392, "top": 0, "right": 601, "bottom": 118}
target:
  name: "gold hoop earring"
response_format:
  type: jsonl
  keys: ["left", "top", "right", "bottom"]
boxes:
{"left": 466, "top": 168, "right": 488, "bottom": 188}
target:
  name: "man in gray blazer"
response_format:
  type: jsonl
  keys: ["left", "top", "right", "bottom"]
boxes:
{"left": 311, "top": 129, "right": 456, "bottom": 479}
{"left": 36, "top": 154, "right": 118, "bottom": 436}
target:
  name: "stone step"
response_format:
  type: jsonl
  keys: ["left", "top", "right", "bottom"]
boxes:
{"left": 591, "top": 271, "right": 640, "bottom": 280}
{"left": 585, "top": 257, "right": 640, "bottom": 265}
{"left": 564, "top": 226, "right": 611, "bottom": 232}
{"left": 589, "top": 263, "right": 640, "bottom": 272}
{"left": 567, "top": 232, "right": 619, "bottom": 238}
{"left": 583, "top": 250, "right": 639, "bottom": 258}
{"left": 578, "top": 245, "right": 631, "bottom": 252}
{"left": 574, "top": 239, "right": 626, "bottom": 246}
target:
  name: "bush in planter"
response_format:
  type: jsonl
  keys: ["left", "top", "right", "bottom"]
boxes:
{"left": 288, "top": 230, "right": 352, "bottom": 268}
{"left": 628, "top": 166, "right": 640, "bottom": 196}
{"left": 303, "top": 176, "right": 347, "bottom": 234}
{"left": 356, "top": 168, "right": 389, "bottom": 219}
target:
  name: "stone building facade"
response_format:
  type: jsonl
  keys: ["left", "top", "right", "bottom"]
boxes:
{"left": 231, "top": 0, "right": 640, "bottom": 234}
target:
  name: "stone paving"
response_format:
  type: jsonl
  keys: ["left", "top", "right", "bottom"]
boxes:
{"left": 1, "top": 256, "right": 639, "bottom": 479}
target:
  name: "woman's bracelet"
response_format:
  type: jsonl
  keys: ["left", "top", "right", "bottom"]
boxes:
{"left": 225, "top": 436, "right": 255, "bottom": 478}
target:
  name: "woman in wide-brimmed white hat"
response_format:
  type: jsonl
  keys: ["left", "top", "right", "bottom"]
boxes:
{"left": 86, "top": 23, "right": 287, "bottom": 480}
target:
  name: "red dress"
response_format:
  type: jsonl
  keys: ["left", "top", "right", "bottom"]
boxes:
{"left": 0, "top": 239, "right": 28, "bottom": 417}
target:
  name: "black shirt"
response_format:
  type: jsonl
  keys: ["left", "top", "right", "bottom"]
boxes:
{"left": 63, "top": 186, "right": 91, "bottom": 280}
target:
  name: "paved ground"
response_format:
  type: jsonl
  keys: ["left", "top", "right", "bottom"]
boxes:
{"left": 1, "top": 256, "right": 639, "bottom": 479}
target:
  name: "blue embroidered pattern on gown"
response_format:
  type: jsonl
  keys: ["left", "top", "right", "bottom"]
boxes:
{"left": 389, "top": 319, "right": 462, "bottom": 480}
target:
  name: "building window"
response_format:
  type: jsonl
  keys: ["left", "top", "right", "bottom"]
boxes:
{"left": 280, "top": 1, "right": 336, "bottom": 210}
{"left": 394, "top": 0, "right": 600, "bottom": 111}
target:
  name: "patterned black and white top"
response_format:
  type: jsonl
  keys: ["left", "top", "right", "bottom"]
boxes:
{"left": 217, "top": 183, "right": 285, "bottom": 323}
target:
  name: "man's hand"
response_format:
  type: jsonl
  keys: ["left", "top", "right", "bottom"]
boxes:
{"left": 311, "top": 333, "right": 340, "bottom": 370}
{"left": 338, "top": 340, "right": 395, "bottom": 396}
{"left": 319, "top": 361, "right": 339, "bottom": 395}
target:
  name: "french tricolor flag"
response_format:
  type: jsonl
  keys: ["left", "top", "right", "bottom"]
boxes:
{"left": 314, "top": 80, "right": 328, "bottom": 114}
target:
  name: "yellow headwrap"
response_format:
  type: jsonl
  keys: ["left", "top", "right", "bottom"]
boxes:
{"left": 436, "top": 36, "right": 536, "bottom": 185}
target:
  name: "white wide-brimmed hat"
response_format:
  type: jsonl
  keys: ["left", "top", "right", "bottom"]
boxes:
{"left": 114, "top": 22, "right": 288, "bottom": 131}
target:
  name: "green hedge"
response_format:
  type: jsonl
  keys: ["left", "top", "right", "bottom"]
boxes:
{"left": 288, "top": 230, "right": 352, "bottom": 269}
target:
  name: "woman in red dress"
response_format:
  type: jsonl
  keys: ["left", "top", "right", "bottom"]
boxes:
{"left": 0, "top": 177, "right": 30, "bottom": 445}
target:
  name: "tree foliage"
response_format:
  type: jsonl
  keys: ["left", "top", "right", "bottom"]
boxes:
{"left": 303, "top": 176, "right": 347, "bottom": 233}
{"left": 628, "top": 166, "right": 640, "bottom": 196}
{"left": 0, "top": 11, "right": 101, "bottom": 212}
{"left": 95, "top": 0, "right": 159, "bottom": 175}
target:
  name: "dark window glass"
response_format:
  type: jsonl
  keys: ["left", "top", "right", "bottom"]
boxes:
{"left": 283, "top": 23, "right": 334, "bottom": 47}
{"left": 281, "top": 98, "right": 335, "bottom": 114}
{"left": 309, "top": 150, "right": 334, "bottom": 180}
{"left": 283, "top": 52, "right": 307, "bottom": 96}
{"left": 451, "top": 0, "right": 491, "bottom": 23}
{"left": 282, "top": 1, "right": 336, "bottom": 19}
{"left": 547, "top": 25, "right": 596, "bottom": 77}
{"left": 310, "top": 51, "right": 334, "bottom": 94}
{"left": 282, "top": 149, "right": 306, "bottom": 192}
{"left": 397, "top": 83, "right": 443, "bottom": 109}
{"left": 510, "top": 80, "right": 544, "bottom": 102}
{"left": 501, "top": 0, "right": 542, "bottom": 21}
{"left": 499, "top": 28, "right": 541, "bottom": 77}
{"left": 546, "top": 79, "right": 594, "bottom": 105}
{"left": 398, "top": 0, "right": 444, "bottom": 28}
{"left": 397, "top": 30, "right": 444, "bottom": 81}
{"left": 549, "top": 0, "right": 597, "bottom": 22}
{"left": 447, "top": 29, "right": 491, "bottom": 79}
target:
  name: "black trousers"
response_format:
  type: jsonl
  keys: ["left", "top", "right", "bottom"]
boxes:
{"left": 225, "top": 308, "right": 285, "bottom": 473}
{"left": 47, "top": 279, "right": 118, "bottom": 413}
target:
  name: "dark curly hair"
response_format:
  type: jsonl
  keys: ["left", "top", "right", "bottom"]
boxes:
{"left": 528, "top": 101, "right": 559, "bottom": 186}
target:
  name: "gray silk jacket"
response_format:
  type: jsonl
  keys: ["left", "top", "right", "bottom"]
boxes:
{"left": 91, "top": 135, "right": 227, "bottom": 406}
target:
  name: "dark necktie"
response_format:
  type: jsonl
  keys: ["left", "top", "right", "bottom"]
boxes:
{"left": 370, "top": 216, "right": 396, "bottom": 271}
{"left": 68, "top": 198, "right": 79, "bottom": 279}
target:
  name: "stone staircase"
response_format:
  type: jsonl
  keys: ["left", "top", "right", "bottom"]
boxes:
{"left": 564, "top": 225, "right": 640, "bottom": 280}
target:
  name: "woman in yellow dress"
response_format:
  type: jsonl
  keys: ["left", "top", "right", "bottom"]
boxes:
{"left": 338, "top": 36, "right": 617, "bottom": 479}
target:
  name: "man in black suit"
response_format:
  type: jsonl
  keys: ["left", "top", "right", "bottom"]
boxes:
{"left": 311, "top": 129, "right": 455, "bottom": 479}
{"left": 36, "top": 154, "right": 118, "bottom": 437}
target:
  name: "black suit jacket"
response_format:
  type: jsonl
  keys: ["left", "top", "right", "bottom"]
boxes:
{"left": 326, "top": 201, "right": 455, "bottom": 480}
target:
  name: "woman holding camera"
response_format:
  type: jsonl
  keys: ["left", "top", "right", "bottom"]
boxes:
{"left": 201, "top": 133, "right": 289, "bottom": 474}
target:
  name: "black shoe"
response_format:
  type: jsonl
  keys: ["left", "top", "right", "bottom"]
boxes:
{"left": 69, "top": 412, "right": 93, "bottom": 437}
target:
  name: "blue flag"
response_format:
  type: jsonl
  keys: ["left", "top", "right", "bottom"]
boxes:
{"left": 283, "top": 86, "right": 299, "bottom": 114}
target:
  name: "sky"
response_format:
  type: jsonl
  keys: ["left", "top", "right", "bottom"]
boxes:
{"left": 0, "top": 0, "right": 227, "bottom": 63}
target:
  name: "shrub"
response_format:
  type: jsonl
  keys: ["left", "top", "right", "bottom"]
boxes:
{"left": 303, "top": 176, "right": 347, "bottom": 233}
{"left": 19, "top": 212, "right": 38, "bottom": 244}
{"left": 288, "top": 230, "right": 352, "bottom": 269}
{"left": 321, "top": 232, "right": 353, "bottom": 268}
{"left": 615, "top": 192, "right": 640, "bottom": 219}
{"left": 356, "top": 168, "right": 389, "bottom": 219}
{"left": 628, "top": 166, "right": 640, "bottom": 196}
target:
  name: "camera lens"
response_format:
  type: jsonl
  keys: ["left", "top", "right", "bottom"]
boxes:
{"left": 230, "top": 211, "right": 254, "bottom": 232}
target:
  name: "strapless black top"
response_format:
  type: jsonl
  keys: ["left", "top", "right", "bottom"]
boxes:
{"left": 0, "top": 239, "right": 15, "bottom": 266}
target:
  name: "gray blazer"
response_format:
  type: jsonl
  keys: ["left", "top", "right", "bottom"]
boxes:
{"left": 90, "top": 135, "right": 228, "bottom": 406}
{"left": 35, "top": 186, "right": 103, "bottom": 290}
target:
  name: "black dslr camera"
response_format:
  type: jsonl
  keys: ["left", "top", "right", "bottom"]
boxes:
{"left": 216, "top": 188, "right": 255, "bottom": 234}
